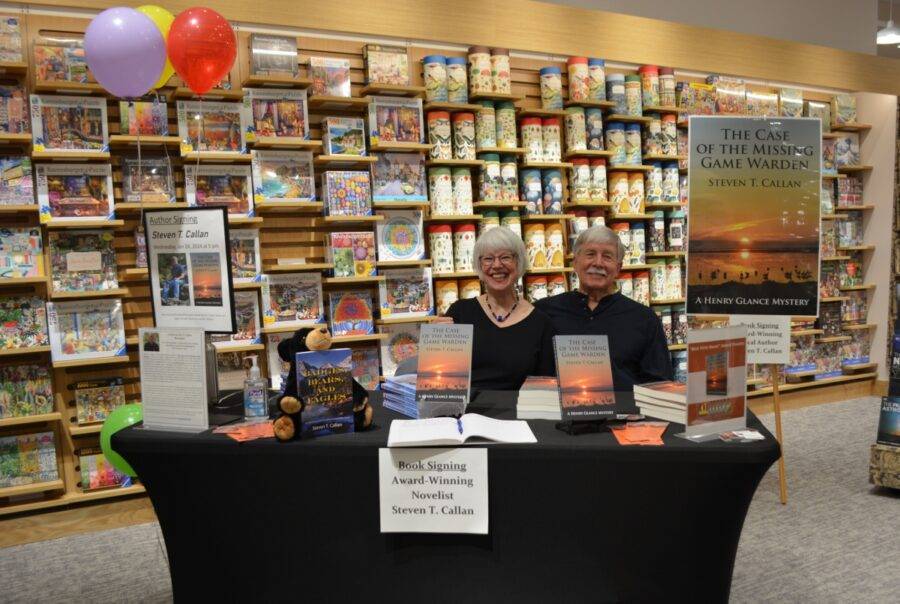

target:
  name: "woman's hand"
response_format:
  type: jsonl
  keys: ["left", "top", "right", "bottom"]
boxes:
{"left": 432, "top": 315, "right": 454, "bottom": 324}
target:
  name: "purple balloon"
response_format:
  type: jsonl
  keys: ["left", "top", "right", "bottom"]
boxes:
{"left": 84, "top": 7, "right": 166, "bottom": 99}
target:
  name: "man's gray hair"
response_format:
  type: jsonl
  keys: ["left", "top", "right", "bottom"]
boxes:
{"left": 573, "top": 225, "right": 624, "bottom": 262}
{"left": 473, "top": 226, "right": 527, "bottom": 281}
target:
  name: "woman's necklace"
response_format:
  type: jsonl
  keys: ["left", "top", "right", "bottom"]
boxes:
{"left": 485, "top": 293, "right": 519, "bottom": 323}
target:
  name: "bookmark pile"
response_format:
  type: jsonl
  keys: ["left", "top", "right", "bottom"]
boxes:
{"left": 609, "top": 421, "right": 669, "bottom": 446}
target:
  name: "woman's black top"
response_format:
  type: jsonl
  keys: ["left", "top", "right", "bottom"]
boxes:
{"left": 446, "top": 297, "right": 557, "bottom": 391}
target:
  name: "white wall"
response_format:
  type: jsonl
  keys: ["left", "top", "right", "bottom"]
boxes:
{"left": 544, "top": 0, "right": 879, "bottom": 55}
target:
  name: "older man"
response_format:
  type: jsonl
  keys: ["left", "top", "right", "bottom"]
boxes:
{"left": 535, "top": 225, "right": 672, "bottom": 392}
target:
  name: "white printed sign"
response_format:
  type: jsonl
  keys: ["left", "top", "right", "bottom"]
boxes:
{"left": 66, "top": 251, "right": 102, "bottom": 273}
{"left": 379, "top": 447, "right": 488, "bottom": 534}
{"left": 728, "top": 315, "right": 790, "bottom": 365}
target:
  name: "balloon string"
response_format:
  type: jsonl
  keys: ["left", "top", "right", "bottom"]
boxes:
{"left": 154, "top": 90, "right": 173, "bottom": 204}
{"left": 196, "top": 96, "right": 203, "bottom": 188}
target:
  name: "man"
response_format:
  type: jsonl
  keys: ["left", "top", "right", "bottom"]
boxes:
{"left": 536, "top": 225, "right": 673, "bottom": 393}
{"left": 162, "top": 255, "right": 187, "bottom": 303}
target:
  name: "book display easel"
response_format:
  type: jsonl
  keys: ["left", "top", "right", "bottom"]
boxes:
{"left": 0, "top": 4, "right": 895, "bottom": 517}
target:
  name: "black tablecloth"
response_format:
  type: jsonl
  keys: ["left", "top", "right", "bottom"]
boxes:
{"left": 114, "top": 391, "right": 779, "bottom": 603}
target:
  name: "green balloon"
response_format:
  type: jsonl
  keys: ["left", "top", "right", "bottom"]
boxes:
{"left": 100, "top": 403, "right": 143, "bottom": 477}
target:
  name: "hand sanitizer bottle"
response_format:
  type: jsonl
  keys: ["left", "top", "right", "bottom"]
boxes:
{"left": 243, "top": 356, "right": 268, "bottom": 421}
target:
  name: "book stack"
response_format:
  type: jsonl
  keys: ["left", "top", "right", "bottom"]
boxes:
{"left": 633, "top": 381, "right": 687, "bottom": 424}
{"left": 382, "top": 373, "right": 418, "bottom": 418}
{"left": 516, "top": 376, "right": 561, "bottom": 420}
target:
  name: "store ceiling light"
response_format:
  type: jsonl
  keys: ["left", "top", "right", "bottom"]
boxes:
{"left": 878, "top": 3, "right": 900, "bottom": 45}
{"left": 877, "top": 20, "right": 900, "bottom": 44}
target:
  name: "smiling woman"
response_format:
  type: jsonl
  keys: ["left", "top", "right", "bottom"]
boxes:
{"left": 442, "top": 228, "right": 557, "bottom": 392}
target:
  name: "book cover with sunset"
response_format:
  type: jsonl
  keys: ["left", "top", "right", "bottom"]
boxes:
{"left": 296, "top": 348, "right": 354, "bottom": 436}
{"left": 415, "top": 323, "right": 473, "bottom": 418}
{"left": 553, "top": 335, "right": 616, "bottom": 421}
{"left": 686, "top": 117, "right": 821, "bottom": 316}
{"left": 189, "top": 252, "right": 223, "bottom": 307}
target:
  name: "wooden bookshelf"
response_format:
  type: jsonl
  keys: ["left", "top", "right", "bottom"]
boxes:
{"left": 263, "top": 262, "right": 334, "bottom": 273}
{"left": 171, "top": 87, "right": 243, "bottom": 101}
{"left": 108, "top": 135, "right": 181, "bottom": 147}
{"left": 331, "top": 333, "right": 388, "bottom": 344}
{"left": 520, "top": 161, "right": 573, "bottom": 169}
{"left": 606, "top": 114, "right": 654, "bottom": 124}
{"left": 0, "top": 204, "right": 39, "bottom": 214}
{"left": 249, "top": 137, "right": 322, "bottom": 150}
{"left": 423, "top": 101, "right": 484, "bottom": 113}
{"left": 425, "top": 159, "right": 484, "bottom": 168}
{"left": 518, "top": 107, "right": 567, "bottom": 118}
{"left": 254, "top": 201, "right": 323, "bottom": 213}
{"left": 469, "top": 92, "right": 524, "bottom": 103}
{"left": 31, "top": 150, "right": 110, "bottom": 161}
{"left": 0, "top": 133, "right": 32, "bottom": 145}
{"left": 32, "top": 80, "right": 104, "bottom": 94}
{"left": 476, "top": 147, "right": 526, "bottom": 155}
{"left": 565, "top": 149, "right": 614, "bottom": 159}
{"left": 52, "top": 354, "right": 132, "bottom": 369}
{"left": 116, "top": 202, "right": 190, "bottom": 212}
{"left": 376, "top": 259, "right": 432, "bottom": 268}
{"left": 213, "top": 343, "right": 266, "bottom": 354}
{"left": 241, "top": 74, "right": 312, "bottom": 88}
{"left": 322, "top": 275, "right": 385, "bottom": 285}
{"left": 0, "top": 275, "right": 49, "bottom": 286}
{"left": 181, "top": 152, "right": 252, "bottom": 163}
{"left": 307, "top": 95, "right": 370, "bottom": 111}
{"left": 49, "top": 287, "right": 129, "bottom": 300}
{"left": 0, "top": 346, "right": 52, "bottom": 358}
{"left": 369, "top": 142, "right": 433, "bottom": 153}
{"left": 563, "top": 99, "right": 617, "bottom": 110}
{"left": 314, "top": 154, "right": 377, "bottom": 168}
{"left": 44, "top": 220, "right": 125, "bottom": 229}
{"left": 359, "top": 83, "right": 425, "bottom": 97}
{"left": 0, "top": 412, "right": 62, "bottom": 429}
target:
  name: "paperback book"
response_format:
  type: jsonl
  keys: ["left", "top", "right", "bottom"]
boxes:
{"left": 249, "top": 34, "right": 298, "bottom": 76}
{"left": 363, "top": 44, "right": 409, "bottom": 86}
{"left": 211, "top": 290, "right": 261, "bottom": 350}
{"left": 118, "top": 100, "right": 168, "bottom": 136}
{"left": 308, "top": 56, "right": 351, "bottom": 97}
{"left": 0, "top": 226, "right": 43, "bottom": 278}
{"left": 553, "top": 334, "right": 616, "bottom": 420}
{"left": 134, "top": 226, "right": 147, "bottom": 269}
{"left": 822, "top": 138, "right": 836, "bottom": 176}
{"left": 804, "top": 100, "right": 831, "bottom": 133}
{"left": 372, "top": 153, "right": 427, "bottom": 202}
{"left": 831, "top": 94, "right": 857, "bottom": 126}
{"left": 48, "top": 229, "right": 118, "bottom": 292}
{"left": 376, "top": 210, "right": 424, "bottom": 261}
{"left": 296, "top": 347, "right": 355, "bottom": 436}
{"left": 36, "top": 163, "right": 115, "bottom": 223}
{"left": 46, "top": 298, "right": 127, "bottom": 362}
{"left": 379, "top": 322, "right": 419, "bottom": 377}
{"left": 243, "top": 88, "right": 308, "bottom": 140}
{"left": 176, "top": 100, "right": 245, "bottom": 153}
{"left": 778, "top": 88, "right": 803, "bottom": 118}
{"left": 0, "top": 364, "right": 53, "bottom": 420}
{"left": 326, "top": 231, "right": 376, "bottom": 278}
{"left": 250, "top": 150, "right": 315, "bottom": 203}
{"left": 415, "top": 323, "right": 473, "bottom": 417}
{"left": 876, "top": 396, "right": 900, "bottom": 447}
{"left": 745, "top": 91, "right": 778, "bottom": 117}
{"left": 834, "top": 133, "right": 860, "bottom": 167}
{"left": 0, "top": 431, "right": 58, "bottom": 488}
{"left": 185, "top": 164, "right": 254, "bottom": 218}
{"left": 72, "top": 377, "right": 126, "bottom": 424}
{"left": 351, "top": 345, "right": 380, "bottom": 391}
{"left": 229, "top": 229, "right": 262, "bottom": 283}
{"left": 33, "top": 35, "right": 87, "bottom": 82}
{"left": 121, "top": 156, "right": 176, "bottom": 203}
{"left": 0, "top": 296, "right": 49, "bottom": 349}
{"left": 0, "top": 156, "right": 34, "bottom": 205}
{"left": 328, "top": 290, "right": 375, "bottom": 336}
{"left": 707, "top": 75, "right": 746, "bottom": 114}
{"left": 323, "top": 116, "right": 366, "bottom": 155}
{"left": 78, "top": 447, "right": 130, "bottom": 491}
{"left": 0, "top": 16, "right": 23, "bottom": 62}
{"left": 378, "top": 267, "right": 434, "bottom": 318}
{"left": 0, "top": 83, "right": 28, "bottom": 133}
{"left": 323, "top": 171, "right": 372, "bottom": 216}
{"left": 368, "top": 96, "right": 424, "bottom": 146}
{"left": 262, "top": 272, "right": 324, "bottom": 328}
{"left": 30, "top": 95, "right": 108, "bottom": 152}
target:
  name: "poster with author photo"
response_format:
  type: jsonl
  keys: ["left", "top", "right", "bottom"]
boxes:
{"left": 143, "top": 207, "right": 235, "bottom": 334}
{"left": 686, "top": 116, "right": 821, "bottom": 317}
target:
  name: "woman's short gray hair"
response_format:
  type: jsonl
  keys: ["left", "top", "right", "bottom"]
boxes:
{"left": 473, "top": 226, "right": 527, "bottom": 281}
{"left": 573, "top": 225, "right": 625, "bottom": 262}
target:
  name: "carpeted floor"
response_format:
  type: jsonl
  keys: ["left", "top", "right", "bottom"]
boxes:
{"left": 0, "top": 396, "right": 897, "bottom": 603}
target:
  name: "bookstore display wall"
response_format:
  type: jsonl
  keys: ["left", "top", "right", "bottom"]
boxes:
{"left": 0, "top": 10, "right": 887, "bottom": 516}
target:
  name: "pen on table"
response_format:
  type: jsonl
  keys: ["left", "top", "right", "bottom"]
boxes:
{"left": 457, "top": 418, "right": 463, "bottom": 434}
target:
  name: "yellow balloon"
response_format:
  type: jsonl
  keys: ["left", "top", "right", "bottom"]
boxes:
{"left": 137, "top": 5, "right": 175, "bottom": 89}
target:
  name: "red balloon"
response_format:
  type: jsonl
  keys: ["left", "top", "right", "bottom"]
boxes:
{"left": 167, "top": 7, "right": 236, "bottom": 95}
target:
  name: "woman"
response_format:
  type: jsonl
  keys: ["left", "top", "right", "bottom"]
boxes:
{"left": 442, "top": 227, "right": 556, "bottom": 391}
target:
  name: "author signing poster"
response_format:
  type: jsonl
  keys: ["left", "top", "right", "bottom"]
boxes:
{"left": 143, "top": 207, "right": 236, "bottom": 333}
{"left": 687, "top": 117, "right": 821, "bottom": 316}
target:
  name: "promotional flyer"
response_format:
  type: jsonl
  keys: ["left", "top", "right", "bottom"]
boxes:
{"left": 143, "top": 207, "right": 236, "bottom": 334}
{"left": 687, "top": 117, "right": 821, "bottom": 316}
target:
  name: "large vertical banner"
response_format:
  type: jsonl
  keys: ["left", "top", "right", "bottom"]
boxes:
{"left": 687, "top": 117, "right": 821, "bottom": 317}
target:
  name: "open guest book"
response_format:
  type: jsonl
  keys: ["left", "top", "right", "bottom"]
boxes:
{"left": 387, "top": 414, "right": 537, "bottom": 447}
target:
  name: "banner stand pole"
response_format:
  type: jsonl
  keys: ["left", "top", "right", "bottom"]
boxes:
{"left": 770, "top": 363, "right": 788, "bottom": 504}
